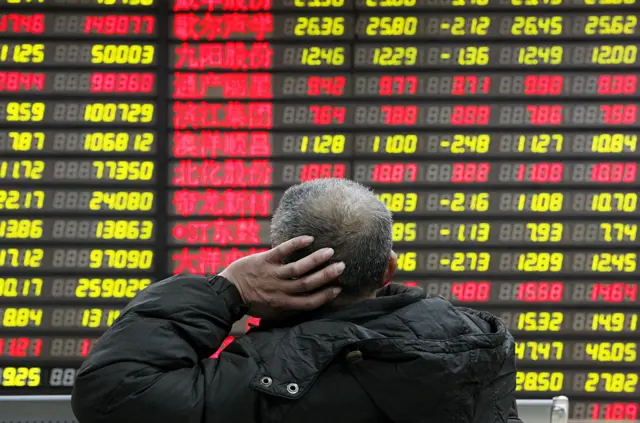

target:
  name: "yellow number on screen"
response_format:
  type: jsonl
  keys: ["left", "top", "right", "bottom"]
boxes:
{"left": 91, "top": 45, "right": 155, "bottom": 65}
{"left": 1, "top": 367, "right": 40, "bottom": 387}
{"left": 392, "top": 222, "right": 416, "bottom": 242}
{"left": 397, "top": 252, "right": 416, "bottom": 271}
{"left": 377, "top": 193, "right": 417, "bottom": 212}
{"left": 366, "top": 17, "right": 418, "bottom": 36}
{"left": 458, "top": 46, "right": 489, "bottom": 65}
{"left": 295, "top": 17, "right": 345, "bottom": 36}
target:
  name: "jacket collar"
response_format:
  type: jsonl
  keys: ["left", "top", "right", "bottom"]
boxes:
{"left": 257, "top": 283, "right": 425, "bottom": 330}
{"left": 244, "top": 284, "right": 425, "bottom": 399}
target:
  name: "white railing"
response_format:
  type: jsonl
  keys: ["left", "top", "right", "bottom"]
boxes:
{"left": 0, "top": 395, "right": 570, "bottom": 423}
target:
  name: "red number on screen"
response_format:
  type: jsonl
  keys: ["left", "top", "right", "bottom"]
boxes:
{"left": 523, "top": 75, "right": 563, "bottom": 95}
{"left": 598, "top": 75, "right": 637, "bottom": 95}
{"left": 91, "top": 73, "right": 155, "bottom": 93}
{"left": 517, "top": 282, "right": 564, "bottom": 302}
{"left": 0, "top": 72, "right": 44, "bottom": 91}
{"left": 0, "top": 337, "right": 42, "bottom": 357}
{"left": 527, "top": 105, "right": 562, "bottom": 125}
{"left": 372, "top": 163, "right": 417, "bottom": 183}
{"left": 517, "top": 163, "right": 564, "bottom": 183}
{"left": 0, "top": 14, "right": 44, "bottom": 34}
{"left": 451, "top": 163, "right": 490, "bottom": 183}
{"left": 381, "top": 105, "right": 418, "bottom": 125}
{"left": 310, "top": 106, "right": 346, "bottom": 125}
{"left": 592, "top": 403, "right": 639, "bottom": 421}
{"left": 451, "top": 76, "right": 491, "bottom": 95}
{"left": 451, "top": 105, "right": 490, "bottom": 125}
{"left": 307, "top": 76, "right": 346, "bottom": 96}
{"left": 591, "top": 283, "right": 638, "bottom": 302}
{"left": 84, "top": 15, "right": 155, "bottom": 35}
{"left": 81, "top": 339, "right": 93, "bottom": 356}
{"left": 452, "top": 282, "right": 490, "bottom": 302}
{"left": 590, "top": 163, "right": 637, "bottom": 183}
{"left": 379, "top": 76, "right": 418, "bottom": 95}
{"left": 601, "top": 104, "right": 637, "bottom": 124}
{"left": 300, "top": 164, "right": 346, "bottom": 182}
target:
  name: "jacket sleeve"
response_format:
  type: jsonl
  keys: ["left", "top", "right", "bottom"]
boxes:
{"left": 509, "top": 396, "right": 523, "bottom": 423}
{"left": 71, "top": 275, "right": 253, "bottom": 423}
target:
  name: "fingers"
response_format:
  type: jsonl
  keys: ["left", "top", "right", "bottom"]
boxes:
{"left": 264, "top": 235, "right": 314, "bottom": 264}
{"left": 279, "top": 287, "right": 342, "bottom": 311}
{"left": 276, "top": 247, "right": 335, "bottom": 279}
{"left": 285, "top": 261, "right": 345, "bottom": 293}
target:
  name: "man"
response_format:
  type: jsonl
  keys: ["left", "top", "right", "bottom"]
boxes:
{"left": 72, "top": 179, "right": 522, "bottom": 423}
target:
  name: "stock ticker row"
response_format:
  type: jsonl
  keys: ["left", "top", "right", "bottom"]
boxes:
{"left": 0, "top": 1, "right": 639, "bottom": 421}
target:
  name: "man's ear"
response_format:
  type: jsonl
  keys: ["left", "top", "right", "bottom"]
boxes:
{"left": 381, "top": 250, "right": 398, "bottom": 286}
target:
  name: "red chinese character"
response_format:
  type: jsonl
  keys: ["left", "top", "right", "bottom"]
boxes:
{"left": 199, "top": 131, "right": 224, "bottom": 158}
{"left": 172, "top": 247, "right": 201, "bottom": 273}
{"left": 223, "top": 74, "right": 249, "bottom": 98}
{"left": 247, "top": 160, "right": 272, "bottom": 185}
{"left": 201, "top": 189, "right": 222, "bottom": 215}
{"left": 210, "top": 219, "right": 235, "bottom": 245}
{"left": 203, "top": 73, "right": 223, "bottom": 90}
{"left": 247, "top": 13, "right": 273, "bottom": 40}
{"left": 174, "top": 0, "right": 222, "bottom": 11}
{"left": 173, "top": 13, "right": 200, "bottom": 40}
{"left": 197, "top": 247, "right": 224, "bottom": 273}
{"left": 173, "top": 0, "right": 199, "bottom": 11}
{"left": 225, "top": 101, "right": 249, "bottom": 129}
{"left": 221, "top": 42, "right": 245, "bottom": 70}
{"left": 201, "top": 160, "right": 224, "bottom": 186}
{"left": 200, "top": 44, "right": 225, "bottom": 68}
{"left": 203, "top": 0, "right": 224, "bottom": 11}
{"left": 223, "top": 0, "right": 246, "bottom": 10}
{"left": 200, "top": 14, "right": 225, "bottom": 40}
{"left": 223, "top": 132, "right": 249, "bottom": 156}
{"left": 223, "top": 160, "right": 247, "bottom": 186}
{"left": 235, "top": 218, "right": 261, "bottom": 244}
{"left": 249, "top": 132, "right": 271, "bottom": 156}
{"left": 172, "top": 189, "right": 199, "bottom": 217}
{"left": 249, "top": 190, "right": 272, "bottom": 216}
{"left": 248, "top": 43, "right": 273, "bottom": 69}
{"left": 204, "top": 102, "right": 225, "bottom": 127}
{"left": 173, "top": 131, "right": 199, "bottom": 157}
{"left": 223, "top": 189, "right": 244, "bottom": 216}
{"left": 222, "top": 0, "right": 272, "bottom": 11}
{"left": 248, "top": 103, "right": 272, "bottom": 128}
{"left": 225, "top": 13, "right": 248, "bottom": 38}
{"left": 251, "top": 190, "right": 273, "bottom": 215}
{"left": 174, "top": 73, "right": 204, "bottom": 98}
{"left": 173, "top": 160, "right": 197, "bottom": 186}
{"left": 248, "top": 74, "right": 272, "bottom": 99}
{"left": 173, "top": 102, "right": 201, "bottom": 129}
{"left": 174, "top": 43, "right": 197, "bottom": 69}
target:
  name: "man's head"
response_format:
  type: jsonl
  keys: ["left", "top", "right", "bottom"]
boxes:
{"left": 270, "top": 178, "right": 395, "bottom": 299}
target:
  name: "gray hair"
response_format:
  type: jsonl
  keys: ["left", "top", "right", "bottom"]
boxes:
{"left": 270, "top": 178, "right": 393, "bottom": 296}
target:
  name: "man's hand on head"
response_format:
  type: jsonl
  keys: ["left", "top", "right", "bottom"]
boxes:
{"left": 219, "top": 236, "right": 345, "bottom": 318}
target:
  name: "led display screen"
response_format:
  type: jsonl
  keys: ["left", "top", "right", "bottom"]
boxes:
{"left": 0, "top": 4, "right": 638, "bottom": 419}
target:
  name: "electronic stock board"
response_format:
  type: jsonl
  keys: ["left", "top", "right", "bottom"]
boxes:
{"left": 0, "top": 0, "right": 639, "bottom": 421}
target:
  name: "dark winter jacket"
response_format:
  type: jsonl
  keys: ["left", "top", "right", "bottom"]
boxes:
{"left": 71, "top": 275, "right": 523, "bottom": 423}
